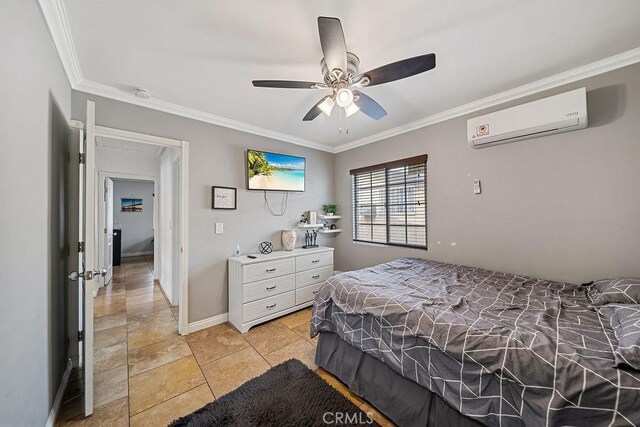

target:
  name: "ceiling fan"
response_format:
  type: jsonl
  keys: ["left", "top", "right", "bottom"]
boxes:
{"left": 252, "top": 17, "right": 436, "bottom": 123}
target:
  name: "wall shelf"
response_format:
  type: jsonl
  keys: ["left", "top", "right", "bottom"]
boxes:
{"left": 318, "top": 229, "right": 341, "bottom": 234}
{"left": 298, "top": 223, "right": 323, "bottom": 229}
{"left": 319, "top": 215, "right": 341, "bottom": 220}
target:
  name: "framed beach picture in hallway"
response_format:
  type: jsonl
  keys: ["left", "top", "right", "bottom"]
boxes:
{"left": 246, "top": 149, "right": 306, "bottom": 192}
{"left": 121, "top": 198, "right": 143, "bottom": 212}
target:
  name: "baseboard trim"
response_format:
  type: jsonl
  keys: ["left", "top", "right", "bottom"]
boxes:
{"left": 122, "top": 251, "right": 154, "bottom": 257}
{"left": 185, "top": 313, "right": 229, "bottom": 335}
{"left": 46, "top": 358, "right": 73, "bottom": 427}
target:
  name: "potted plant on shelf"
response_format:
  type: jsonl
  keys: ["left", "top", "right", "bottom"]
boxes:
{"left": 322, "top": 204, "right": 337, "bottom": 216}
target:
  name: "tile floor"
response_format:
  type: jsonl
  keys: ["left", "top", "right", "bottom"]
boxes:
{"left": 57, "top": 255, "right": 393, "bottom": 426}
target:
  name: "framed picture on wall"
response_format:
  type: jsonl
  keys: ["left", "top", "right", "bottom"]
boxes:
{"left": 121, "top": 198, "right": 143, "bottom": 212}
{"left": 212, "top": 186, "right": 237, "bottom": 210}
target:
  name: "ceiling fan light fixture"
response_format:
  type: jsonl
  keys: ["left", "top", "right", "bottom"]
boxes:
{"left": 345, "top": 102, "right": 359, "bottom": 117}
{"left": 336, "top": 88, "right": 354, "bottom": 107}
{"left": 318, "top": 96, "right": 336, "bottom": 116}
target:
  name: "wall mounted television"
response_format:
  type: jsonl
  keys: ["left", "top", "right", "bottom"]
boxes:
{"left": 246, "top": 149, "right": 306, "bottom": 192}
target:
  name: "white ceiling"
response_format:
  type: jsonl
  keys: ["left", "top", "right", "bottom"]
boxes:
{"left": 60, "top": 1, "right": 640, "bottom": 150}
{"left": 97, "top": 136, "right": 165, "bottom": 156}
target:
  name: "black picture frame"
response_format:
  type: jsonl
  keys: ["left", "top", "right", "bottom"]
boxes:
{"left": 212, "top": 186, "right": 237, "bottom": 210}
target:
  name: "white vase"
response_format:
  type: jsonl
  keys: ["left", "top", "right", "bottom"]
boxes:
{"left": 281, "top": 229, "right": 296, "bottom": 251}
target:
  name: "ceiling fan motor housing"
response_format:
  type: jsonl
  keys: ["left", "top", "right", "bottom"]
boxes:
{"left": 321, "top": 52, "right": 360, "bottom": 86}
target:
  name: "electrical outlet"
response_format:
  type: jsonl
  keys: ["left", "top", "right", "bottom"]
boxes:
{"left": 215, "top": 223, "right": 224, "bottom": 234}
{"left": 473, "top": 179, "right": 481, "bottom": 194}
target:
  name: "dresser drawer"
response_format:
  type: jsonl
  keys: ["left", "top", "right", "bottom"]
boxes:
{"left": 296, "top": 265, "right": 333, "bottom": 288}
{"left": 296, "top": 282, "right": 324, "bottom": 305}
{"left": 243, "top": 291, "right": 295, "bottom": 323}
{"left": 242, "top": 258, "right": 295, "bottom": 283}
{"left": 243, "top": 274, "right": 295, "bottom": 303}
{"left": 296, "top": 251, "right": 333, "bottom": 272}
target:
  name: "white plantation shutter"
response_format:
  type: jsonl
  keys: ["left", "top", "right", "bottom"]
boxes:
{"left": 351, "top": 155, "right": 427, "bottom": 249}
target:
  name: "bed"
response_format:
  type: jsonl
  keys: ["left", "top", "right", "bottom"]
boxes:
{"left": 310, "top": 258, "right": 640, "bottom": 426}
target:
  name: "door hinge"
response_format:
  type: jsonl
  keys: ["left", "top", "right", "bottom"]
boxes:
{"left": 79, "top": 153, "right": 86, "bottom": 164}
{"left": 78, "top": 241, "right": 85, "bottom": 253}
{"left": 78, "top": 330, "right": 84, "bottom": 342}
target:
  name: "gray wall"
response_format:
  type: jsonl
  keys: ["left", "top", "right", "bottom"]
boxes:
{"left": 334, "top": 63, "right": 640, "bottom": 284}
{"left": 113, "top": 179, "right": 155, "bottom": 255}
{"left": 0, "top": 0, "right": 71, "bottom": 425}
{"left": 71, "top": 93, "right": 335, "bottom": 322}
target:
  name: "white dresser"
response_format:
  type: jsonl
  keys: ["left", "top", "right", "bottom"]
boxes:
{"left": 228, "top": 247, "right": 334, "bottom": 333}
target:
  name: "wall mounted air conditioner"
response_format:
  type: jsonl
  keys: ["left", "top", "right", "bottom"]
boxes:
{"left": 467, "top": 87, "right": 587, "bottom": 149}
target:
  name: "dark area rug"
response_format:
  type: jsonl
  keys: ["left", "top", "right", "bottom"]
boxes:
{"left": 170, "top": 359, "right": 380, "bottom": 426}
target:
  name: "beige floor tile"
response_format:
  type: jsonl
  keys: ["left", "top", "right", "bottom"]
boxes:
{"left": 128, "top": 336, "right": 192, "bottom": 377}
{"left": 262, "top": 339, "right": 317, "bottom": 370}
{"left": 126, "top": 299, "right": 172, "bottom": 317}
{"left": 360, "top": 402, "right": 396, "bottom": 427}
{"left": 127, "top": 308, "right": 175, "bottom": 332}
{"left": 170, "top": 306, "right": 179, "bottom": 318}
{"left": 200, "top": 347, "right": 270, "bottom": 398}
{"left": 94, "top": 301, "right": 126, "bottom": 318}
{"left": 126, "top": 285, "right": 164, "bottom": 298}
{"left": 125, "top": 292, "right": 166, "bottom": 307}
{"left": 94, "top": 342, "right": 127, "bottom": 375}
{"left": 187, "top": 325, "right": 250, "bottom": 366}
{"left": 128, "top": 319, "right": 179, "bottom": 350}
{"left": 94, "top": 293, "right": 125, "bottom": 307}
{"left": 185, "top": 322, "right": 235, "bottom": 344}
{"left": 57, "top": 397, "right": 128, "bottom": 427}
{"left": 244, "top": 321, "right": 301, "bottom": 356}
{"left": 94, "top": 325, "right": 127, "bottom": 350}
{"left": 129, "top": 384, "right": 213, "bottom": 427}
{"left": 128, "top": 356, "right": 205, "bottom": 416}
{"left": 126, "top": 280, "right": 155, "bottom": 291}
{"left": 315, "top": 368, "right": 364, "bottom": 406}
{"left": 277, "top": 307, "right": 312, "bottom": 329}
{"left": 290, "top": 322, "right": 319, "bottom": 346}
{"left": 94, "top": 313, "right": 127, "bottom": 332}
{"left": 94, "top": 365, "right": 128, "bottom": 409}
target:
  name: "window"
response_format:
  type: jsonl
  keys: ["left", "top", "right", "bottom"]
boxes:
{"left": 351, "top": 155, "right": 427, "bottom": 249}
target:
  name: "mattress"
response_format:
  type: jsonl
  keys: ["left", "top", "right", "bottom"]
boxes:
{"left": 310, "top": 258, "right": 640, "bottom": 426}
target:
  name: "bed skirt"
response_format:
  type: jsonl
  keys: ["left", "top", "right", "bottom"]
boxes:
{"left": 315, "top": 332, "right": 484, "bottom": 427}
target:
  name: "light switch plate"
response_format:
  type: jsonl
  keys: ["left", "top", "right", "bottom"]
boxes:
{"left": 215, "top": 223, "right": 224, "bottom": 234}
{"left": 473, "top": 179, "right": 481, "bottom": 194}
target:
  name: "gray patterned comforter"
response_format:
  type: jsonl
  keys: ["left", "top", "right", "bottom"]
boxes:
{"left": 310, "top": 258, "right": 640, "bottom": 426}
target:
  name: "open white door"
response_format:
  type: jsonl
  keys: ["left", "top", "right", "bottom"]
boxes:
{"left": 68, "top": 101, "right": 102, "bottom": 416}
{"left": 104, "top": 177, "right": 114, "bottom": 285}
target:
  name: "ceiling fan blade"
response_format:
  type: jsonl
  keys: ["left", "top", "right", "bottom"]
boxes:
{"left": 357, "top": 53, "right": 436, "bottom": 87}
{"left": 318, "top": 17, "right": 347, "bottom": 75}
{"left": 303, "top": 96, "right": 331, "bottom": 121}
{"left": 252, "top": 80, "right": 325, "bottom": 89}
{"left": 353, "top": 91, "right": 387, "bottom": 120}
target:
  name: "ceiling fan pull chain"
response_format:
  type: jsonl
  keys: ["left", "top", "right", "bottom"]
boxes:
{"left": 339, "top": 107, "right": 343, "bottom": 134}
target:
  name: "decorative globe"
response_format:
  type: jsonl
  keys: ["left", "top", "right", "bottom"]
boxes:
{"left": 259, "top": 241, "right": 273, "bottom": 254}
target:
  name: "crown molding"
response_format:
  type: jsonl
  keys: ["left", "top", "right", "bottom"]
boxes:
{"left": 38, "top": 0, "right": 82, "bottom": 85}
{"left": 74, "top": 80, "right": 335, "bottom": 152}
{"left": 40, "top": 1, "right": 640, "bottom": 155}
{"left": 334, "top": 47, "right": 640, "bottom": 153}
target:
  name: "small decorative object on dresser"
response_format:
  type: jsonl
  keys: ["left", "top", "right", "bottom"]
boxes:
{"left": 259, "top": 241, "right": 273, "bottom": 254}
{"left": 228, "top": 247, "right": 334, "bottom": 332}
{"left": 212, "top": 186, "right": 237, "bottom": 210}
{"left": 281, "top": 229, "right": 296, "bottom": 251}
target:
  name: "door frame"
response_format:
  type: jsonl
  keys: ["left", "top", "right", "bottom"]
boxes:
{"left": 93, "top": 125, "right": 189, "bottom": 335}
{"left": 97, "top": 172, "right": 159, "bottom": 293}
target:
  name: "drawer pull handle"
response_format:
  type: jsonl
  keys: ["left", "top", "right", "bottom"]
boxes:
{"left": 266, "top": 303, "right": 277, "bottom": 309}
{"left": 313, "top": 290, "right": 320, "bottom": 295}
{"left": 312, "top": 275, "right": 320, "bottom": 279}
{"left": 312, "top": 259, "right": 320, "bottom": 263}
{"left": 266, "top": 268, "right": 277, "bottom": 273}
{"left": 266, "top": 285, "right": 277, "bottom": 291}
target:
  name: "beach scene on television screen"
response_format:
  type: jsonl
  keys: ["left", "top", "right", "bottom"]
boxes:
{"left": 248, "top": 150, "right": 305, "bottom": 191}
